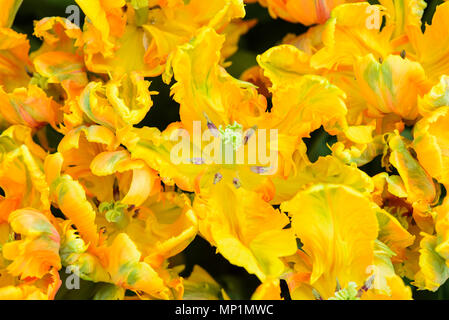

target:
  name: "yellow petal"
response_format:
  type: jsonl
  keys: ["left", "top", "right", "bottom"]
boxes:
{"left": 105, "top": 72, "right": 155, "bottom": 125}
{"left": 414, "top": 232, "right": 449, "bottom": 291}
{"left": 0, "top": 126, "right": 50, "bottom": 213}
{"left": 418, "top": 75, "right": 449, "bottom": 116}
{"left": 388, "top": 134, "right": 437, "bottom": 206}
{"left": 164, "top": 27, "right": 265, "bottom": 132}
{"left": 135, "top": 192, "right": 197, "bottom": 266}
{"left": 361, "top": 240, "right": 412, "bottom": 299}
{"left": 182, "top": 265, "right": 226, "bottom": 300}
{"left": 376, "top": 208, "right": 415, "bottom": 262}
{"left": 105, "top": 233, "right": 168, "bottom": 298}
{"left": 414, "top": 106, "right": 449, "bottom": 186}
{"left": 407, "top": 1, "right": 449, "bottom": 82}
{"left": 263, "top": 74, "right": 347, "bottom": 138}
{"left": 310, "top": 3, "right": 394, "bottom": 70}
{"left": 221, "top": 19, "right": 257, "bottom": 64}
{"left": 195, "top": 182, "right": 296, "bottom": 281}
{"left": 251, "top": 278, "right": 282, "bottom": 300}
{"left": 282, "top": 184, "right": 378, "bottom": 298}
{"left": 45, "top": 155, "right": 99, "bottom": 247}
{"left": 257, "top": 44, "right": 314, "bottom": 89}
{"left": 379, "top": 0, "right": 426, "bottom": 40}
{"left": 271, "top": 155, "right": 373, "bottom": 204}
{"left": 90, "top": 150, "right": 160, "bottom": 206}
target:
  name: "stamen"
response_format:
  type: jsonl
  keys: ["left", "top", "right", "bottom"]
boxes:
{"left": 243, "top": 125, "right": 257, "bottom": 145}
{"left": 113, "top": 179, "right": 120, "bottom": 201}
{"left": 357, "top": 274, "right": 375, "bottom": 297}
{"left": 312, "top": 288, "right": 323, "bottom": 300}
{"left": 335, "top": 278, "right": 341, "bottom": 292}
{"left": 233, "top": 177, "right": 241, "bottom": 189}
{"left": 250, "top": 166, "right": 271, "bottom": 174}
{"left": 219, "top": 121, "right": 243, "bottom": 150}
{"left": 329, "top": 282, "right": 360, "bottom": 300}
{"left": 203, "top": 112, "right": 219, "bottom": 137}
{"left": 190, "top": 157, "right": 206, "bottom": 165}
{"left": 213, "top": 172, "right": 223, "bottom": 184}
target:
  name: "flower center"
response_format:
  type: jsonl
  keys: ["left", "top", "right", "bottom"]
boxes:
{"left": 99, "top": 201, "right": 129, "bottom": 229}
{"left": 219, "top": 121, "right": 243, "bottom": 150}
{"left": 328, "top": 282, "right": 360, "bottom": 300}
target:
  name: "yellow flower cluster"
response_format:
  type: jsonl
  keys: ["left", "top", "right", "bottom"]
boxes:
{"left": 1, "top": 0, "right": 449, "bottom": 300}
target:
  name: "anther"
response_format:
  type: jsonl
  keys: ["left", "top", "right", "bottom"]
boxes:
{"left": 213, "top": 172, "right": 223, "bottom": 184}
{"left": 232, "top": 177, "right": 241, "bottom": 189}
{"left": 250, "top": 166, "right": 270, "bottom": 174}
{"left": 190, "top": 157, "right": 206, "bottom": 165}
{"left": 243, "top": 126, "right": 257, "bottom": 145}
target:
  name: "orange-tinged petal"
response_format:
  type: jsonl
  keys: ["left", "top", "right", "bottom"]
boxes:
{"left": 251, "top": 278, "right": 282, "bottom": 300}
{"left": 354, "top": 54, "right": 429, "bottom": 120}
{"left": 0, "top": 84, "right": 61, "bottom": 129}
{"left": 0, "top": 28, "right": 31, "bottom": 92}
{"left": 240, "top": 65, "right": 272, "bottom": 98}
{"left": 33, "top": 51, "right": 88, "bottom": 88}
{"left": 257, "top": 0, "right": 364, "bottom": 25}
{"left": 105, "top": 233, "right": 168, "bottom": 298}
{"left": 0, "top": 0, "right": 22, "bottom": 28}
{"left": 32, "top": 17, "right": 83, "bottom": 53}
{"left": 2, "top": 209, "right": 61, "bottom": 279}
